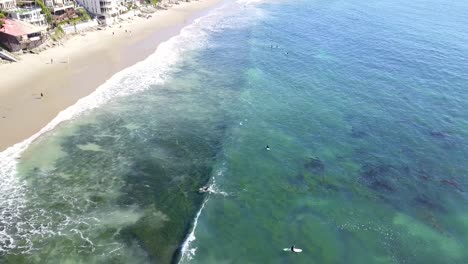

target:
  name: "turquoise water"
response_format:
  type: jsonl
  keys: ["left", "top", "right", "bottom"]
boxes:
{"left": 1, "top": 0, "right": 468, "bottom": 263}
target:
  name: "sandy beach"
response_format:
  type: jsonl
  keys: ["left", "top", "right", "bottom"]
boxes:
{"left": 0, "top": 0, "right": 221, "bottom": 151}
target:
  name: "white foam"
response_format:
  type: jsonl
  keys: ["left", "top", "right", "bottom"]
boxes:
{"left": 179, "top": 165, "right": 229, "bottom": 262}
{"left": 207, "top": 173, "right": 230, "bottom": 197}
{"left": 179, "top": 198, "right": 209, "bottom": 263}
{"left": 236, "top": 0, "right": 266, "bottom": 5}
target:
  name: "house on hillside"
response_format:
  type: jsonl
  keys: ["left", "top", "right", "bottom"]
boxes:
{"left": 0, "top": 18, "right": 46, "bottom": 51}
{"left": 46, "top": 0, "right": 77, "bottom": 24}
{"left": 76, "top": 0, "right": 126, "bottom": 24}
{"left": 7, "top": 1, "right": 48, "bottom": 27}
{"left": 0, "top": 0, "right": 16, "bottom": 10}
{"left": 46, "top": 0, "right": 75, "bottom": 16}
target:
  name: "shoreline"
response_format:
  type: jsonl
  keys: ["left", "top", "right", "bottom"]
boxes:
{"left": 0, "top": 0, "right": 222, "bottom": 152}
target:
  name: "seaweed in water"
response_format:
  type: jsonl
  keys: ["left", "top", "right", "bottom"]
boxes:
{"left": 360, "top": 164, "right": 396, "bottom": 193}
{"left": 350, "top": 126, "right": 367, "bottom": 138}
{"left": 429, "top": 130, "right": 459, "bottom": 150}
{"left": 369, "top": 180, "right": 395, "bottom": 193}
{"left": 429, "top": 130, "right": 449, "bottom": 138}
{"left": 304, "top": 156, "right": 325, "bottom": 176}
{"left": 440, "top": 179, "right": 463, "bottom": 192}
{"left": 416, "top": 169, "right": 432, "bottom": 181}
{"left": 413, "top": 194, "right": 447, "bottom": 213}
{"left": 361, "top": 163, "right": 390, "bottom": 178}
{"left": 415, "top": 210, "right": 446, "bottom": 234}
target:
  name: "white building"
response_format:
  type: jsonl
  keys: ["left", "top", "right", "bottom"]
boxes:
{"left": 8, "top": 8, "right": 47, "bottom": 27}
{"left": 76, "top": 0, "right": 119, "bottom": 20}
{"left": 0, "top": 0, "right": 16, "bottom": 10}
{"left": 45, "top": 0, "right": 75, "bottom": 16}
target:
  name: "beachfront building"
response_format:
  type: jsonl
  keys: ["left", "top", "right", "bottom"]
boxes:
{"left": 76, "top": 0, "right": 119, "bottom": 22}
{"left": 46, "top": 0, "right": 76, "bottom": 16}
{"left": 0, "top": 18, "right": 46, "bottom": 51}
{"left": 0, "top": 0, "right": 16, "bottom": 10}
{"left": 7, "top": 6, "right": 47, "bottom": 27}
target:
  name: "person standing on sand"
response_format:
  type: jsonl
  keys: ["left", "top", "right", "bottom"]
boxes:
{"left": 50, "top": 58, "right": 53, "bottom": 64}
{"left": 40, "top": 93, "right": 44, "bottom": 98}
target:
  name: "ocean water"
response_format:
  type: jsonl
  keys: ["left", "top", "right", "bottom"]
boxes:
{"left": 1, "top": 0, "right": 468, "bottom": 263}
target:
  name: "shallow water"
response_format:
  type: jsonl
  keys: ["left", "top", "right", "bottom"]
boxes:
{"left": 1, "top": 0, "right": 468, "bottom": 263}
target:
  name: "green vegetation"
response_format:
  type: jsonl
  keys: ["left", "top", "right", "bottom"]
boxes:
{"left": 79, "top": 8, "right": 91, "bottom": 21}
{"left": 0, "top": 11, "right": 7, "bottom": 28}
{"left": 35, "top": 0, "right": 53, "bottom": 24}
{"left": 145, "top": 0, "right": 159, "bottom": 7}
{"left": 74, "top": 7, "right": 91, "bottom": 21}
{"left": 56, "top": 8, "right": 91, "bottom": 28}
{"left": 57, "top": 17, "right": 80, "bottom": 27}
{"left": 126, "top": 2, "right": 135, "bottom": 10}
{"left": 51, "top": 25, "right": 65, "bottom": 41}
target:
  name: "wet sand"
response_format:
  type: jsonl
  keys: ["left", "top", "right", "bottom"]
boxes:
{"left": 0, "top": 0, "right": 221, "bottom": 151}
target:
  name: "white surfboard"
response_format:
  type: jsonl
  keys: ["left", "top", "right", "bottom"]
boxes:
{"left": 283, "top": 248, "right": 303, "bottom": 253}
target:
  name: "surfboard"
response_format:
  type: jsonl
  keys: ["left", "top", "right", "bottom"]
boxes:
{"left": 283, "top": 248, "right": 303, "bottom": 253}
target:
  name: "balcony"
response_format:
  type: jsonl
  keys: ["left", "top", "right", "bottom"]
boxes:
{"left": 21, "top": 15, "right": 46, "bottom": 25}
{"left": 51, "top": 2, "right": 75, "bottom": 13}
{"left": 0, "top": 0, "right": 16, "bottom": 10}
{"left": 10, "top": 8, "right": 47, "bottom": 26}
{"left": 99, "top": 1, "right": 113, "bottom": 7}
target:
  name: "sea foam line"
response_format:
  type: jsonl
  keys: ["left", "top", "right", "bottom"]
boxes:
{"left": 179, "top": 197, "right": 210, "bottom": 263}
{"left": 178, "top": 164, "right": 228, "bottom": 262}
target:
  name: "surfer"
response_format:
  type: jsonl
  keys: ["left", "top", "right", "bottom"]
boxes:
{"left": 198, "top": 186, "right": 210, "bottom": 193}
{"left": 283, "top": 245, "right": 302, "bottom": 253}
{"left": 266, "top": 145, "right": 270, "bottom": 151}
{"left": 290, "top": 245, "right": 301, "bottom": 253}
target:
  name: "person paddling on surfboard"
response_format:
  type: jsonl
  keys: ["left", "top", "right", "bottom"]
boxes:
{"left": 283, "top": 245, "right": 302, "bottom": 253}
{"left": 291, "top": 245, "right": 302, "bottom": 253}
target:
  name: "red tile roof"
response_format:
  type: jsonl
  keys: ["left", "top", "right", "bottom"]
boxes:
{"left": 0, "top": 18, "right": 43, "bottom": 37}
